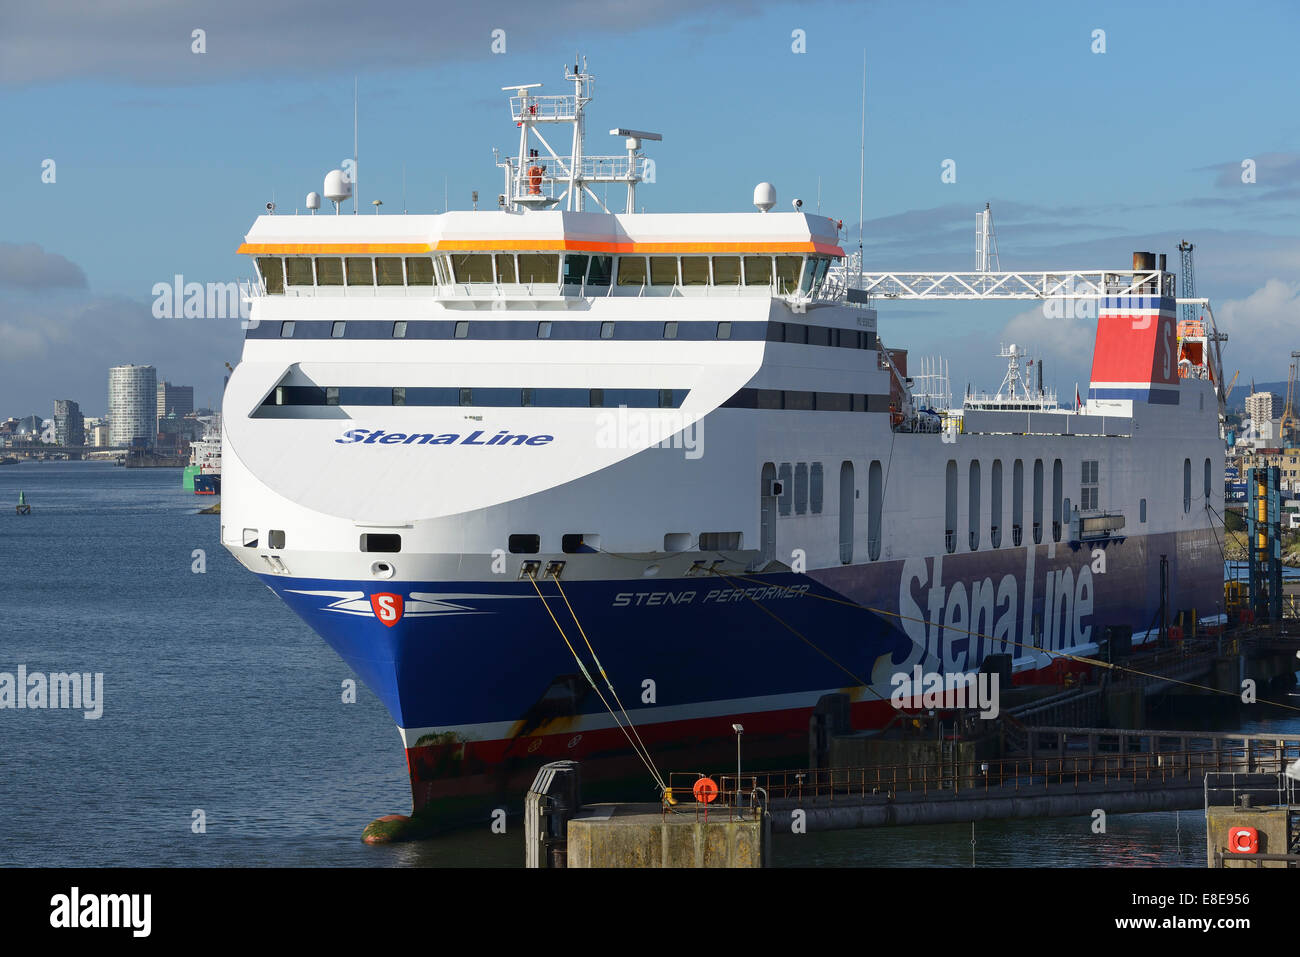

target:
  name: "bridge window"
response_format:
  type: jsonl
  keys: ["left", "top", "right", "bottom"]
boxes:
{"left": 743, "top": 256, "right": 772, "bottom": 286}
{"left": 315, "top": 257, "right": 344, "bottom": 285}
{"left": 563, "top": 254, "right": 588, "bottom": 285}
{"left": 495, "top": 254, "right": 517, "bottom": 283}
{"left": 588, "top": 255, "right": 613, "bottom": 286}
{"left": 285, "top": 257, "right": 314, "bottom": 286}
{"left": 405, "top": 257, "right": 434, "bottom": 285}
{"left": 617, "top": 255, "right": 647, "bottom": 286}
{"left": 649, "top": 256, "right": 678, "bottom": 286}
{"left": 376, "top": 258, "right": 404, "bottom": 286}
{"left": 775, "top": 255, "right": 802, "bottom": 294}
{"left": 345, "top": 257, "right": 374, "bottom": 285}
{"left": 452, "top": 253, "right": 493, "bottom": 283}
{"left": 713, "top": 256, "right": 741, "bottom": 285}
{"left": 680, "top": 256, "right": 709, "bottom": 286}
{"left": 257, "top": 257, "right": 284, "bottom": 295}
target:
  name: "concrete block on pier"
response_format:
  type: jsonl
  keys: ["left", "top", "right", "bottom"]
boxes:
{"left": 566, "top": 804, "right": 768, "bottom": 868}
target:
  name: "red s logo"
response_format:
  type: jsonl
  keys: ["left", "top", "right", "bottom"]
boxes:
{"left": 370, "top": 593, "right": 404, "bottom": 626}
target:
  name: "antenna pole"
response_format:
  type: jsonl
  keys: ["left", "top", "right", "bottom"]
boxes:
{"left": 858, "top": 49, "right": 866, "bottom": 286}
{"left": 353, "top": 77, "right": 359, "bottom": 215}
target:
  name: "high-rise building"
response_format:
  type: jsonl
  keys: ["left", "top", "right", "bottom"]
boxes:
{"left": 157, "top": 381, "right": 195, "bottom": 419}
{"left": 53, "top": 399, "right": 84, "bottom": 447}
{"left": 1247, "top": 391, "right": 1275, "bottom": 427}
{"left": 109, "top": 364, "right": 157, "bottom": 448}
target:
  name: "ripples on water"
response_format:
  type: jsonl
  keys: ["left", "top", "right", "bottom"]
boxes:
{"left": 0, "top": 462, "right": 1294, "bottom": 868}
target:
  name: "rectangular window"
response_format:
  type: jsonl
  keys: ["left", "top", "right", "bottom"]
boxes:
{"left": 537, "top": 321, "right": 552, "bottom": 338}
{"left": 331, "top": 321, "right": 346, "bottom": 338}
{"left": 784, "top": 390, "right": 814, "bottom": 410}
{"left": 452, "top": 254, "right": 493, "bottom": 283}
{"left": 587, "top": 255, "right": 613, "bottom": 286}
{"left": 743, "top": 256, "right": 772, "bottom": 286}
{"left": 712, "top": 256, "right": 741, "bottom": 285}
{"left": 1081, "top": 459, "right": 1099, "bottom": 511}
{"left": 807, "top": 325, "right": 831, "bottom": 346}
{"left": 815, "top": 392, "right": 850, "bottom": 411}
{"left": 810, "top": 462, "right": 824, "bottom": 514}
{"left": 716, "top": 322, "right": 732, "bottom": 340}
{"left": 699, "top": 532, "right": 742, "bottom": 550}
{"left": 405, "top": 257, "right": 434, "bottom": 285}
{"left": 777, "top": 463, "right": 793, "bottom": 516}
{"left": 563, "top": 254, "right": 589, "bottom": 286}
{"left": 616, "top": 256, "right": 647, "bottom": 286}
{"left": 285, "top": 258, "right": 314, "bottom": 286}
{"left": 794, "top": 463, "right": 809, "bottom": 515}
{"left": 325, "top": 387, "right": 339, "bottom": 406}
{"left": 494, "top": 254, "right": 517, "bottom": 284}
{"left": 345, "top": 257, "right": 374, "bottom": 286}
{"left": 392, "top": 320, "right": 407, "bottom": 338}
{"left": 589, "top": 389, "right": 605, "bottom": 408}
{"left": 649, "top": 256, "right": 678, "bottom": 286}
{"left": 454, "top": 321, "right": 469, "bottom": 338}
{"left": 680, "top": 256, "right": 709, "bottom": 286}
{"left": 459, "top": 388, "right": 472, "bottom": 406}
{"left": 775, "top": 255, "right": 802, "bottom": 294}
{"left": 360, "top": 533, "right": 401, "bottom": 553}
{"left": 784, "top": 323, "right": 807, "bottom": 345}
{"left": 757, "top": 390, "right": 782, "bottom": 409}
{"left": 518, "top": 254, "right": 559, "bottom": 284}
{"left": 268, "top": 530, "right": 286, "bottom": 550}
{"left": 375, "top": 258, "right": 404, "bottom": 286}
{"left": 257, "top": 257, "right": 285, "bottom": 295}
{"left": 600, "top": 322, "right": 615, "bottom": 339}
{"left": 315, "top": 257, "right": 344, "bottom": 285}
{"left": 663, "top": 321, "right": 678, "bottom": 339}
{"left": 392, "top": 387, "right": 406, "bottom": 406}
{"left": 279, "top": 321, "right": 295, "bottom": 338}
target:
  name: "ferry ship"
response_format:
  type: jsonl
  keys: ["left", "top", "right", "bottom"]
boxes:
{"left": 221, "top": 63, "right": 1224, "bottom": 825}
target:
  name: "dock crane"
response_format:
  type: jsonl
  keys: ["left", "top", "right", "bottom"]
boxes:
{"left": 1281, "top": 352, "right": 1300, "bottom": 446}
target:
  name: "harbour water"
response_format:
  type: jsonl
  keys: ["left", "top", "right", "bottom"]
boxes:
{"left": 1, "top": 462, "right": 1295, "bottom": 867}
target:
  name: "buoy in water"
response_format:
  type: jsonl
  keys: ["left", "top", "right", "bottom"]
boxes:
{"left": 15, "top": 490, "right": 30, "bottom": 515}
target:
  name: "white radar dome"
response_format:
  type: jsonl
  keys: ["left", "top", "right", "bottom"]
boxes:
{"left": 324, "top": 170, "right": 351, "bottom": 204}
{"left": 753, "top": 182, "right": 776, "bottom": 213}
{"left": 306, "top": 191, "right": 322, "bottom": 210}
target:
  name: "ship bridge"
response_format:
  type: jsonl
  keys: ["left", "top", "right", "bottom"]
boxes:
{"left": 238, "top": 210, "right": 847, "bottom": 304}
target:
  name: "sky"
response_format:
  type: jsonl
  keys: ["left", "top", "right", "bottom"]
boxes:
{"left": 1, "top": 0, "right": 1298, "bottom": 416}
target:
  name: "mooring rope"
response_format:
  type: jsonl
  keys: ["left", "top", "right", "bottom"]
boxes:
{"left": 524, "top": 571, "right": 669, "bottom": 794}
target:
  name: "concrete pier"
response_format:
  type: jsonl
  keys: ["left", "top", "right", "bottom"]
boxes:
{"left": 566, "top": 804, "right": 768, "bottom": 868}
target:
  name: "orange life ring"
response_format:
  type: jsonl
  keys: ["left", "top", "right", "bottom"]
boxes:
{"left": 693, "top": 777, "right": 719, "bottom": 804}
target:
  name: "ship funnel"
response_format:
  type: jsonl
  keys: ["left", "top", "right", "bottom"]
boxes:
{"left": 753, "top": 182, "right": 776, "bottom": 213}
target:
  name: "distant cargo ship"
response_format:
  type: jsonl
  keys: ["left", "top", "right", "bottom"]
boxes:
{"left": 221, "top": 63, "right": 1224, "bottom": 827}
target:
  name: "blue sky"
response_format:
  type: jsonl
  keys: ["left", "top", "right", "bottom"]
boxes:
{"left": 2, "top": 0, "right": 1298, "bottom": 415}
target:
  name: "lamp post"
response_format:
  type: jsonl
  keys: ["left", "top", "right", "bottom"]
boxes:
{"left": 732, "top": 723, "right": 744, "bottom": 809}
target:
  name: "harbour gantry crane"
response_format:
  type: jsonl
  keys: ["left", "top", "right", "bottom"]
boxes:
{"left": 1178, "top": 240, "right": 1196, "bottom": 327}
{"left": 1281, "top": 352, "right": 1300, "bottom": 446}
